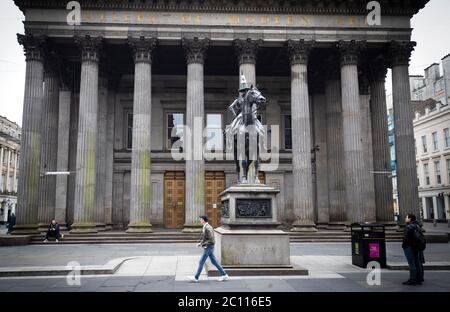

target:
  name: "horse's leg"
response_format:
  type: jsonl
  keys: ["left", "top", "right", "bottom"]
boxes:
{"left": 240, "top": 160, "right": 248, "bottom": 184}
{"left": 241, "top": 133, "right": 248, "bottom": 183}
{"left": 233, "top": 135, "right": 241, "bottom": 183}
{"left": 255, "top": 134, "right": 260, "bottom": 184}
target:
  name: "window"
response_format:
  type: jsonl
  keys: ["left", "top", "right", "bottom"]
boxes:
{"left": 432, "top": 132, "right": 438, "bottom": 150}
{"left": 424, "top": 163, "right": 430, "bottom": 185}
{"left": 127, "top": 113, "right": 133, "bottom": 149}
{"left": 414, "top": 139, "right": 417, "bottom": 155}
{"left": 434, "top": 80, "right": 444, "bottom": 93}
{"left": 283, "top": 115, "right": 292, "bottom": 150}
{"left": 421, "top": 135, "right": 427, "bottom": 153}
{"left": 444, "top": 128, "right": 450, "bottom": 148}
{"left": 206, "top": 113, "right": 223, "bottom": 151}
{"left": 435, "top": 161, "right": 441, "bottom": 184}
{"left": 447, "top": 159, "right": 450, "bottom": 184}
{"left": 167, "top": 113, "right": 184, "bottom": 149}
{"left": 0, "top": 174, "right": 4, "bottom": 192}
{"left": 417, "top": 165, "right": 420, "bottom": 187}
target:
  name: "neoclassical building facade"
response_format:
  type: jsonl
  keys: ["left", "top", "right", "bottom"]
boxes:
{"left": 0, "top": 115, "right": 21, "bottom": 224}
{"left": 12, "top": 0, "right": 427, "bottom": 234}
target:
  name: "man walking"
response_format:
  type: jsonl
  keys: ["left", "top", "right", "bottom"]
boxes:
{"left": 188, "top": 215, "right": 229, "bottom": 282}
{"left": 402, "top": 213, "right": 425, "bottom": 285}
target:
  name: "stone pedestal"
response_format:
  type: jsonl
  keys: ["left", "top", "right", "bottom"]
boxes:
{"left": 212, "top": 184, "right": 307, "bottom": 275}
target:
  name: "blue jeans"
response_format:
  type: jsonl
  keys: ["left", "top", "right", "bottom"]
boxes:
{"left": 403, "top": 246, "right": 422, "bottom": 282}
{"left": 195, "top": 245, "right": 227, "bottom": 280}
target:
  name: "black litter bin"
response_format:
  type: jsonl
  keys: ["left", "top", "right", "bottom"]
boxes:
{"left": 351, "top": 223, "right": 387, "bottom": 268}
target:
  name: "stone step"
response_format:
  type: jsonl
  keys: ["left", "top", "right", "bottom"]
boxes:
{"left": 23, "top": 230, "right": 448, "bottom": 245}
{"left": 30, "top": 239, "right": 197, "bottom": 245}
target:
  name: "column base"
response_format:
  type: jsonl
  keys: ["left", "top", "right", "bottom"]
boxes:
{"left": 105, "top": 224, "right": 114, "bottom": 231}
{"left": 70, "top": 223, "right": 98, "bottom": 234}
{"left": 38, "top": 223, "right": 69, "bottom": 232}
{"left": 378, "top": 221, "right": 398, "bottom": 231}
{"left": 96, "top": 223, "right": 107, "bottom": 231}
{"left": 326, "top": 222, "right": 347, "bottom": 231}
{"left": 290, "top": 220, "right": 317, "bottom": 232}
{"left": 38, "top": 223, "right": 50, "bottom": 232}
{"left": 11, "top": 224, "right": 40, "bottom": 235}
{"left": 126, "top": 223, "right": 153, "bottom": 233}
{"left": 182, "top": 224, "right": 203, "bottom": 233}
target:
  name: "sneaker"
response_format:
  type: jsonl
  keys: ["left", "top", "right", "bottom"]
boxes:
{"left": 187, "top": 276, "right": 199, "bottom": 283}
{"left": 43, "top": 239, "right": 48, "bottom": 243}
{"left": 218, "top": 274, "right": 230, "bottom": 282}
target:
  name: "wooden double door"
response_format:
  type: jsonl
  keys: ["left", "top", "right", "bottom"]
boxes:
{"left": 204, "top": 171, "right": 226, "bottom": 228}
{"left": 164, "top": 171, "right": 265, "bottom": 229}
{"left": 164, "top": 171, "right": 186, "bottom": 229}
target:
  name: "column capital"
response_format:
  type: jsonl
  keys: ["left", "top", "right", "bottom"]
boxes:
{"left": 234, "top": 38, "right": 262, "bottom": 65}
{"left": 287, "top": 39, "right": 315, "bottom": 65}
{"left": 17, "top": 34, "right": 47, "bottom": 62}
{"left": 389, "top": 41, "right": 416, "bottom": 67}
{"left": 182, "top": 37, "right": 209, "bottom": 65}
{"left": 337, "top": 40, "right": 366, "bottom": 66}
{"left": 368, "top": 55, "right": 388, "bottom": 82}
{"left": 75, "top": 35, "right": 103, "bottom": 63}
{"left": 128, "top": 36, "right": 157, "bottom": 64}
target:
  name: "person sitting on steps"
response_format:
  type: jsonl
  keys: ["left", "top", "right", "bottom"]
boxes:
{"left": 43, "top": 219, "right": 63, "bottom": 242}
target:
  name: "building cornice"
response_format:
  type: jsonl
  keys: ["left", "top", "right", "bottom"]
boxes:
{"left": 14, "top": 0, "right": 428, "bottom": 16}
{"left": 413, "top": 105, "right": 450, "bottom": 126}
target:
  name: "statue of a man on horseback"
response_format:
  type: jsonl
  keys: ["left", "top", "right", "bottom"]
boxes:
{"left": 226, "top": 75, "right": 267, "bottom": 184}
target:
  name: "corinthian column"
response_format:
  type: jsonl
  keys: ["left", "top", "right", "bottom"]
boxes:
{"left": 324, "top": 59, "right": 346, "bottom": 228}
{"left": 127, "top": 37, "right": 157, "bottom": 233}
{"left": 287, "top": 40, "right": 316, "bottom": 231}
{"left": 338, "top": 40, "right": 367, "bottom": 224}
{"left": 390, "top": 41, "right": 420, "bottom": 224}
{"left": 234, "top": 38, "right": 261, "bottom": 87}
{"left": 13, "top": 34, "right": 46, "bottom": 234}
{"left": 182, "top": 37, "right": 209, "bottom": 232}
{"left": 369, "top": 56, "right": 395, "bottom": 226}
{"left": 54, "top": 82, "right": 71, "bottom": 228}
{"left": 38, "top": 55, "right": 60, "bottom": 230}
{"left": 359, "top": 69, "right": 376, "bottom": 223}
{"left": 71, "top": 35, "right": 103, "bottom": 233}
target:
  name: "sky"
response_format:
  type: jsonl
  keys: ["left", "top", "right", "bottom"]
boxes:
{"left": 1, "top": 0, "right": 450, "bottom": 126}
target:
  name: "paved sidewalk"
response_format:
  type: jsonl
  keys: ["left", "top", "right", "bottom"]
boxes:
{"left": 0, "top": 242, "right": 449, "bottom": 291}
{"left": 0, "top": 242, "right": 449, "bottom": 268}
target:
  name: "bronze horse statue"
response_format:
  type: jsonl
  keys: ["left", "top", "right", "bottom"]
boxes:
{"left": 226, "top": 79, "right": 267, "bottom": 184}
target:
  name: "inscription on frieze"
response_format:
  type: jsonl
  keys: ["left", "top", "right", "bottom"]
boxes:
{"left": 236, "top": 198, "right": 272, "bottom": 218}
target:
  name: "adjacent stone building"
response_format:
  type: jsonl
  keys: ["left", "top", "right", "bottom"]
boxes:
{"left": 12, "top": 0, "right": 428, "bottom": 234}
{"left": 0, "top": 115, "right": 21, "bottom": 224}
{"left": 413, "top": 99, "right": 450, "bottom": 222}
{"left": 410, "top": 54, "right": 450, "bottom": 105}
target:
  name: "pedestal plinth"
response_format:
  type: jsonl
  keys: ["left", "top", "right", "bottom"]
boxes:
{"left": 209, "top": 184, "right": 308, "bottom": 276}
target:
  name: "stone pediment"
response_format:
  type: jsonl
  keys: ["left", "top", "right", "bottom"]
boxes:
{"left": 15, "top": 0, "right": 428, "bottom": 16}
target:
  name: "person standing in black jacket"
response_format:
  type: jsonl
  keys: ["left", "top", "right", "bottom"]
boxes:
{"left": 402, "top": 213, "right": 424, "bottom": 285}
{"left": 6, "top": 212, "right": 15, "bottom": 234}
